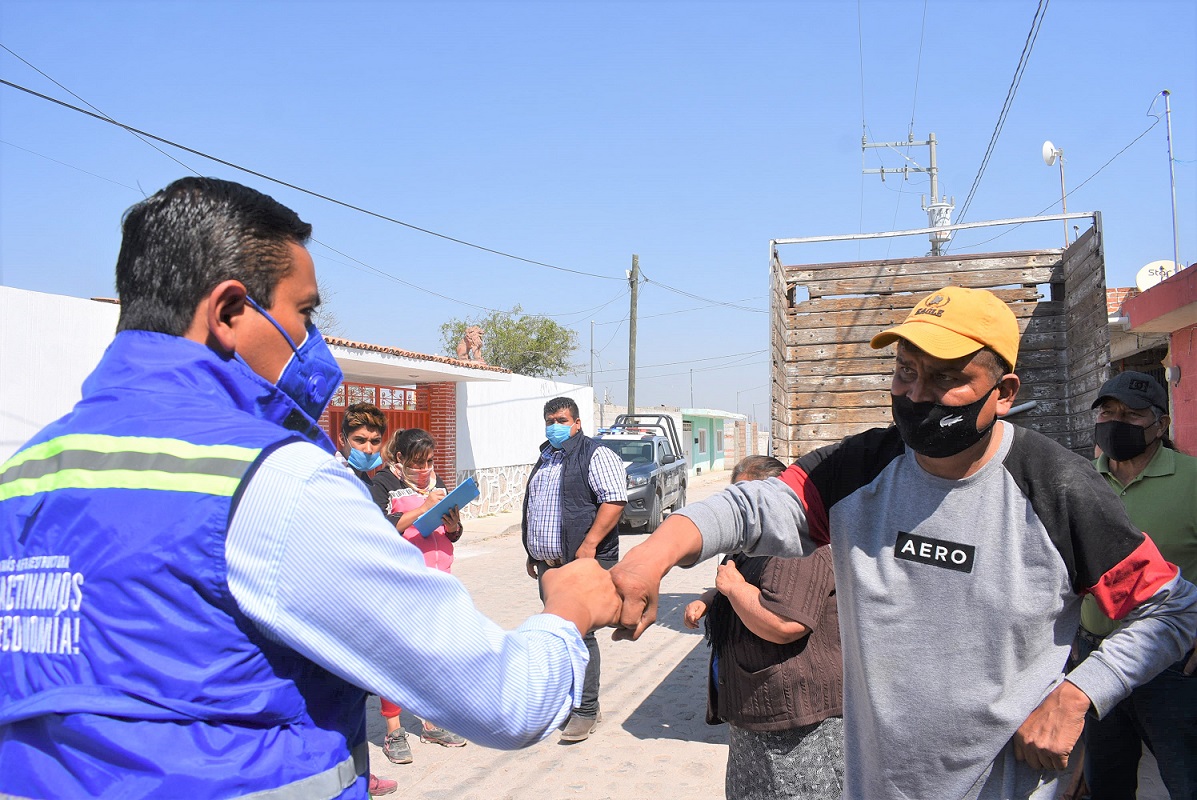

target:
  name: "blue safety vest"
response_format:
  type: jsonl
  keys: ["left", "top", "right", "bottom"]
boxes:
{"left": 0, "top": 331, "right": 368, "bottom": 799}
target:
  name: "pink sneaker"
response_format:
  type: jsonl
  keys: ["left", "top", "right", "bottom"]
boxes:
{"left": 368, "top": 774, "right": 398, "bottom": 796}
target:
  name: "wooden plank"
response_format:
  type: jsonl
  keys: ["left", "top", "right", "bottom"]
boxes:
{"left": 784, "top": 331, "right": 1067, "bottom": 364}
{"left": 787, "top": 390, "right": 891, "bottom": 410}
{"left": 1063, "top": 255, "right": 1106, "bottom": 313}
{"left": 787, "top": 288, "right": 1042, "bottom": 314}
{"left": 790, "top": 358, "right": 897, "bottom": 376}
{"left": 1059, "top": 228, "right": 1100, "bottom": 280}
{"left": 786, "top": 342, "right": 891, "bottom": 362}
{"left": 780, "top": 249, "right": 1061, "bottom": 281}
{"left": 783, "top": 372, "right": 892, "bottom": 392}
{"left": 782, "top": 252, "right": 1061, "bottom": 284}
{"left": 1005, "top": 416, "right": 1075, "bottom": 436}
{"left": 787, "top": 406, "right": 893, "bottom": 426}
{"left": 781, "top": 310, "right": 1066, "bottom": 347}
{"left": 790, "top": 423, "right": 880, "bottom": 441}
{"left": 804, "top": 267, "right": 1062, "bottom": 299}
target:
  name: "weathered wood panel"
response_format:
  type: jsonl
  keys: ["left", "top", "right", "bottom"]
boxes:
{"left": 772, "top": 221, "right": 1109, "bottom": 458}
{"left": 802, "top": 267, "right": 1063, "bottom": 299}
{"left": 782, "top": 251, "right": 1061, "bottom": 284}
{"left": 788, "top": 287, "right": 1042, "bottom": 314}
{"left": 787, "top": 390, "right": 891, "bottom": 410}
{"left": 782, "top": 309, "right": 1066, "bottom": 346}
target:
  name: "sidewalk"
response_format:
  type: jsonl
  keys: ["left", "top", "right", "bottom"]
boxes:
{"left": 367, "top": 469, "right": 734, "bottom": 800}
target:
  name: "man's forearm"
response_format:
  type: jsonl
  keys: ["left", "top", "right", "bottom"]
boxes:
{"left": 581, "top": 502, "right": 625, "bottom": 549}
{"left": 1069, "top": 573, "right": 1197, "bottom": 715}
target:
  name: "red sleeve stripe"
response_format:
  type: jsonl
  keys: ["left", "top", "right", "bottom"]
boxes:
{"left": 1086, "top": 534, "right": 1180, "bottom": 621}
{"left": 778, "top": 464, "right": 830, "bottom": 546}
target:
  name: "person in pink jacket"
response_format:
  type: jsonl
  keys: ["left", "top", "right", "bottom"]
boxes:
{"left": 368, "top": 428, "right": 467, "bottom": 760}
{"left": 371, "top": 428, "right": 463, "bottom": 572}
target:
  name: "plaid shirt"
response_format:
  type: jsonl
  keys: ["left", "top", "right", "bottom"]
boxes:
{"left": 525, "top": 441, "right": 627, "bottom": 561}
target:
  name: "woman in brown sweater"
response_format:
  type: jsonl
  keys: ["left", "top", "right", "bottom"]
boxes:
{"left": 684, "top": 456, "right": 844, "bottom": 800}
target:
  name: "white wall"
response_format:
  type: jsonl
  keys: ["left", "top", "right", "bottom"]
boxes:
{"left": 1, "top": 287, "right": 120, "bottom": 461}
{"left": 456, "top": 375, "right": 594, "bottom": 470}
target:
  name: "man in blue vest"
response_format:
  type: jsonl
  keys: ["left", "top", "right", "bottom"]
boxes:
{"left": 0, "top": 177, "right": 621, "bottom": 799}
{"left": 522, "top": 396, "right": 628, "bottom": 742}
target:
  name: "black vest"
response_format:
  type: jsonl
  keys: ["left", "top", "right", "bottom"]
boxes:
{"left": 522, "top": 433, "right": 619, "bottom": 562}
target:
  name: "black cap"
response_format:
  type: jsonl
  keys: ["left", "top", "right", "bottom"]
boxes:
{"left": 1091, "top": 371, "right": 1167, "bottom": 412}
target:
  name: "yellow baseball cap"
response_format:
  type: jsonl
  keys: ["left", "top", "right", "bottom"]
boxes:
{"left": 869, "top": 286, "right": 1020, "bottom": 369}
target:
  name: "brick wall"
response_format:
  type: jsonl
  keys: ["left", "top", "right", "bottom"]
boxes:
{"left": 1107, "top": 287, "right": 1139, "bottom": 315}
{"left": 427, "top": 382, "right": 458, "bottom": 489}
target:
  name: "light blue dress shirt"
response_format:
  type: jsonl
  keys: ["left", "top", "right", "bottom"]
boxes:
{"left": 226, "top": 441, "right": 588, "bottom": 749}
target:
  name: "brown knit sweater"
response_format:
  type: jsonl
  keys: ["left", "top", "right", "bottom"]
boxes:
{"left": 705, "top": 546, "right": 843, "bottom": 732}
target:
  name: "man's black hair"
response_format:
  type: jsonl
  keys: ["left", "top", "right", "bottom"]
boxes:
{"left": 544, "top": 396, "right": 580, "bottom": 421}
{"left": 115, "top": 177, "right": 312, "bottom": 335}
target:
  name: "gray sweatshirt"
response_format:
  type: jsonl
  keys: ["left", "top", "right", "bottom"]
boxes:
{"left": 678, "top": 422, "right": 1197, "bottom": 800}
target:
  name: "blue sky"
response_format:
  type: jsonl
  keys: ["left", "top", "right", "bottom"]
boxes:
{"left": 1, "top": 0, "right": 1193, "bottom": 417}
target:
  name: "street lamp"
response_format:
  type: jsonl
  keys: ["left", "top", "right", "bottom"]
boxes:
{"left": 1042, "top": 141, "right": 1069, "bottom": 247}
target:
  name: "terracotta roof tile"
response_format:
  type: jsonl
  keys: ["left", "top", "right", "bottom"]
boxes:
{"left": 322, "top": 336, "right": 511, "bottom": 373}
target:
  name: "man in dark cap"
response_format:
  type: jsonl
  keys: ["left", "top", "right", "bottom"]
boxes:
{"left": 1080, "top": 371, "right": 1196, "bottom": 799}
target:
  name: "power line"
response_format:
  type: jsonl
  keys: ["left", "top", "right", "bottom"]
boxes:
{"left": 951, "top": 0, "right": 1050, "bottom": 235}
{"left": 0, "top": 138, "right": 141, "bottom": 192}
{"left": 598, "top": 357, "right": 769, "bottom": 384}
{"left": 0, "top": 43, "right": 204, "bottom": 178}
{"left": 886, "top": 0, "right": 930, "bottom": 258}
{"left": 589, "top": 349, "right": 766, "bottom": 377}
{"left": 639, "top": 271, "right": 765, "bottom": 313}
{"left": 0, "top": 76, "right": 624, "bottom": 282}
{"left": 1, "top": 131, "right": 617, "bottom": 321}
{"left": 953, "top": 112, "right": 1162, "bottom": 252}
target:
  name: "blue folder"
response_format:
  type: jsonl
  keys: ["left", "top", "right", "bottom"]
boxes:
{"left": 413, "top": 476, "right": 480, "bottom": 537}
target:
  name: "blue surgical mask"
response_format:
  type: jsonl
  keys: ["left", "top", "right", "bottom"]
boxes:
{"left": 546, "top": 423, "right": 573, "bottom": 449}
{"left": 245, "top": 296, "right": 343, "bottom": 424}
{"left": 347, "top": 448, "right": 382, "bottom": 472}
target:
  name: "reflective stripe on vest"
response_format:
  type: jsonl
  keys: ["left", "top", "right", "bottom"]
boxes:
{"left": 0, "top": 741, "right": 365, "bottom": 800}
{"left": 238, "top": 741, "right": 367, "bottom": 800}
{"left": 0, "top": 434, "right": 260, "bottom": 501}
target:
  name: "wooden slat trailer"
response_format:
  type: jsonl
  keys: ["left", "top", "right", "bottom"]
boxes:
{"left": 769, "top": 213, "right": 1110, "bottom": 460}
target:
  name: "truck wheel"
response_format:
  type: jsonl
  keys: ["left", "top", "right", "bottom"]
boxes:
{"left": 674, "top": 486, "right": 686, "bottom": 511}
{"left": 645, "top": 493, "right": 663, "bottom": 533}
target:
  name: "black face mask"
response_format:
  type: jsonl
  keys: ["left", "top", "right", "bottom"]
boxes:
{"left": 891, "top": 384, "right": 1000, "bottom": 458}
{"left": 1094, "top": 419, "right": 1157, "bottom": 462}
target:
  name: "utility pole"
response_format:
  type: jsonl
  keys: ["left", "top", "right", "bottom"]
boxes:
{"left": 863, "top": 132, "right": 954, "bottom": 255}
{"left": 1163, "top": 90, "right": 1182, "bottom": 277}
{"left": 589, "top": 320, "right": 595, "bottom": 387}
{"left": 627, "top": 255, "right": 638, "bottom": 415}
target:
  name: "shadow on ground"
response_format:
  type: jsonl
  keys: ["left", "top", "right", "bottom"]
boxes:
{"left": 620, "top": 631, "right": 726, "bottom": 745}
{"left": 651, "top": 592, "right": 709, "bottom": 635}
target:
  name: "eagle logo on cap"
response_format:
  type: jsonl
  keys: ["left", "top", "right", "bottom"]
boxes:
{"left": 913, "top": 293, "right": 951, "bottom": 318}
{"left": 924, "top": 294, "right": 950, "bottom": 308}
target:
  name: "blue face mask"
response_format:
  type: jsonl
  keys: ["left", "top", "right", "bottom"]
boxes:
{"left": 546, "top": 422, "right": 574, "bottom": 449}
{"left": 244, "top": 296, "right": 343, "bottom": 424}
{"left": 347, "top": 448, "right": 382, "bottom": 472}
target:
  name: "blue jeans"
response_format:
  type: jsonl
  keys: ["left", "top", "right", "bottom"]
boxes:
{"left": 1075, "top": 632, "right": 1197, "bottom": 800}
{"left": 535, "top": 556, "right": 615, "bottom": 719}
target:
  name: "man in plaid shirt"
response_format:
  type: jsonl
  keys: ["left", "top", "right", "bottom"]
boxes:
{"left": 521, "top": 396, "right": 628, "bottom": 743}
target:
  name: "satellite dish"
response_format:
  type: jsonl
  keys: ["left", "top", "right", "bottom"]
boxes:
{"left": 1135, "top": 260, "right": 1177, "bottom": 291}
{"left": 1042, "top": 140, "right": 1059, "bottom": 166}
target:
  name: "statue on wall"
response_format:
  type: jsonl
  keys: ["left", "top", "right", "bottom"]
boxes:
{"left": 455, "top": 325, "right": 486, "bottom": 364}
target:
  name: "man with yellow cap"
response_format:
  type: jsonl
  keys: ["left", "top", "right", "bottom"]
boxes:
{"left": 609, "top": 286, "right": 1197, "bottom": 800}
